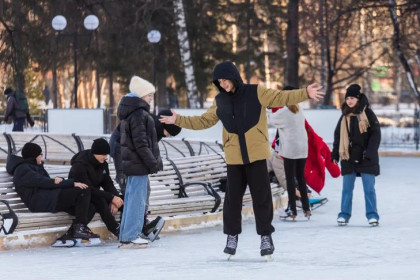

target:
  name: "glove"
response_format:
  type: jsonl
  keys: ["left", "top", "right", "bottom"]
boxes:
{"left": 3, "top": 116, "right": 8, "bottom": 122}
{"left": 149, "top": 165, "right": 159, "bottom": 174}
{"left": 28, "top": 118, "right": 35, "bottom": 127}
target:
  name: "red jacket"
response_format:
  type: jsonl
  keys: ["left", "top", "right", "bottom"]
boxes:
{"left": 304, "top": 120, "right": 340, "bottom": 193}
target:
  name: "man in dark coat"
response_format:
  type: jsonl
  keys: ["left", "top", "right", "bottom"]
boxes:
{"left": 117, "top": 75, "right": 163, "bottom": 247}
{"left": 6, "top": 142, "right": 96, "bottom": 239}
{"left": 68, "top": 138, "right": 123, "bottom": 237}
{"left": 332, "top": 84, "right": 381, "bottom": 226}
{"left": 3, "top": 87, "right": 27, "bottom": 131}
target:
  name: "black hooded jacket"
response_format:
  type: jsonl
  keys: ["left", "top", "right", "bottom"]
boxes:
{"left": 175, "top": 61, "right": 309, "bottom": 165}
{"left": 68, "top": 150, "right": 120, "bottom": 202}
{"left": 332, "top": 94, "right": 381, "bottom": 176}
{"left": 6, "top": 155, "right": 74, "bottom": 212}
{"left": 117, "top": 95, "right": 163, "bottom": 176}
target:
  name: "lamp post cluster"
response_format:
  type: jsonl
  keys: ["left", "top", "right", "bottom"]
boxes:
{"left": 51, "top": 14, "right": 99, "bottom": 108}
{"left": 147, "top": 29, "right": 161, "bottom": 113}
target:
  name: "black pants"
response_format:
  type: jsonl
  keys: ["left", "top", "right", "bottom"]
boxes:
{"left": 283, "top": 158, "right": 310, "bottom": 215}
{"left": 55, "top": 188, "right": 95, "bottom": 225}
{"left": 224, "top": 160, "right": 274, "bottom": 236}
{"left": 90, "top": 195, "right": 119, "bottom": 234}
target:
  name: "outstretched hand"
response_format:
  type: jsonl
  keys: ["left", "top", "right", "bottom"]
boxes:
{"left": 159, "top": 109, "right": 177, "bottom": 124}
{"left": 306, "top": 83, "right": 325, "bottom": 102}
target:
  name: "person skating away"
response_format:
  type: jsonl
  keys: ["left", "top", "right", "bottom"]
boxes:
{"left": 117, "top": 76, "right": 163, "bottom": 248}
{"left": 6, "top": 142, "right": 99, "bottom": 247}
{"left": 3, "top": 87, "right": 30, "bottom": 131}
{"left": 331, "top": 84, "right": 381, "bottom": 227}
{"left": 269, "top": 86, "right": 311, "bottom": 221}
{"left": 109, "top": 110, "right": 181, "bottom": 241}
{"left": 68, "top": 138, "right": 123, "bottom": 238}
{"left": 160, "top": 61, "right": 325, "bottom": 259}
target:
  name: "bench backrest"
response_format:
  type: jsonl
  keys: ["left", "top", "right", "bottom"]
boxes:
{"left": 170, "top": 153, "right": 227, "bottom": 197}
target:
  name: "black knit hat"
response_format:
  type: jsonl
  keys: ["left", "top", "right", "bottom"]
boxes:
{"left": 345, "top": 84, "right": 361, "bottom": 99}
{"left": 158, "top": 110, "right": 182, "bottom": 136}
{"left": 4, "top": 87, "right": 13, "bottom": 95}
{"left": 91, "top": 138, "right": 110, "bottom": 155}
{"left": 22, "top": 143, "right": 42, "bottom": 159}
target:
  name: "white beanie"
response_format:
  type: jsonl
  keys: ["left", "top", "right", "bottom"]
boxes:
{"left": 129, "top": 76, "right": 155, "bottom": 97}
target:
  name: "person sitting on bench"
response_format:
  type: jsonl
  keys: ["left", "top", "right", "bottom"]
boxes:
{"left": 6, "top": 142, "right": 97, "bottom": 240}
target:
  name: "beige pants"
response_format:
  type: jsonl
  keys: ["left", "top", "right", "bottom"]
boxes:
{"left": 266, "top": 151, "right": 287, "bottom": 189}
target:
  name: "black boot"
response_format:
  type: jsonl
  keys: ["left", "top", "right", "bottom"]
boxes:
{"left": 260, "top": 234, "right": 274, "bottom": 256}
{"left": 223, "top": 234, "right": 238, "bottom": 255}
{"left": 142, "top": 216, "right": 165, "bottom": 242}
{"left": 112, "top": 224, "right": 120, "bottom": 238}
{"left": 72, "top": 223, "right": 99, "bottom": 239}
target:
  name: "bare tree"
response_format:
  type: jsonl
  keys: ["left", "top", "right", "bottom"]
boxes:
{"left": 173, "top": 0, "right": 200, "bottom": 108}
{"left": 389, "top": 0, "right": 420, "bottom": 104}
{"left": 285, "top": 0, "right": 300, "bottom": 87}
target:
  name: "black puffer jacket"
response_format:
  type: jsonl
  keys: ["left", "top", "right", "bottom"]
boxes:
{"left": 117, "top": 95, "right": 163, "bottom": 176}
{"left": 6, "top": 155, "right": 74, "bottom": 212}
{"left": 332, "top": 94, "right": 381, "bottom": 176}
{"left": 68, "top": 150, "right": 120, "bottom": 203}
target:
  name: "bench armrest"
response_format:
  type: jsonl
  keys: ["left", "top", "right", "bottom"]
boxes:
{"left": 0, "top": 199, "right": 18, "bottom": 235}
{"left": 181, "top": 182, "right": 221, "bottom": 213}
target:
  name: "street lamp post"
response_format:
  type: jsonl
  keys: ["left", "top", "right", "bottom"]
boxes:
{"left": 52, "top": 15, "right": 99, "bottom": 108}
{"left": 147, "top": 30, "right": 161, "bottom": 113}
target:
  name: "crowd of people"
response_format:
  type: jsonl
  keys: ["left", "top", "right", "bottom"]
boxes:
{"left": 5, "top": 61, "right": 381, "bottom": 257}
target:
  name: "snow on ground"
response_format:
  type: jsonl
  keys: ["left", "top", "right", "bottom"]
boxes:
{"left": 1, "top": 156, "right": 420, "bottom": 280}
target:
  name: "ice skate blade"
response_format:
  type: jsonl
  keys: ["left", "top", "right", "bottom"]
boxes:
{"left": 369, "top": 222, "right": 379, "bottom": 227}
{"left": 226, "top": 253, "right": 234, "bottom": 261}
{"left": 263, "top": 255, "right": 273, "bottom": 262}
{"left": 337, "top": 222, "right": 348, "bottom": 226}
{"left": 147, "top": 219, "right": 165, "bottom": 242}
{"left": 75, "top": 237, "right": 101, "bottom": 247}
{"left": 51, "top": 239, "right": 76, "bottom": 248}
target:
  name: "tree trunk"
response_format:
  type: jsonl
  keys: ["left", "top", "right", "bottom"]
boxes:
{"left": 285, "top": 0, "right": 299, "bottom": 87}
{"left": 11, "top": 1, "right": 26, "bottom": 93}
{"left": 389, "top": 0, "right": 420, "bottom": 104}
{"left": 319, "top": 0, "right": 327, "bottom": 90}
{"left": 173, "top": 0, "right": 200, "bottom": 108}
{"left": 108, "top": 72, "right": 114, "bottom": 112}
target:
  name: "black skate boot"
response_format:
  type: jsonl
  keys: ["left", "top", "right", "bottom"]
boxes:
{"left": 260, "top": 234, "right": 274, "bottom": 259}
{"left": 71, "top": 223, "right": 101, "bottom": 246}
{"left": 112, "top": 224, "right": 120, "bottom": 238}
{"left": 142, "top": 216, "right": 165, "bottom": 242}
{"left": 223, "top": 234, "right": 238, "bottom": 258}
{"left": 51, "top": 227, "right": 76, "bottom": 247}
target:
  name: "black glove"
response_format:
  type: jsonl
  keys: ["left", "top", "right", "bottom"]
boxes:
{"left": 149, "top": 165, "right": 159, "bottom": 174}
{"left": 28, "top": 118, "right": 35, "bottom": 127}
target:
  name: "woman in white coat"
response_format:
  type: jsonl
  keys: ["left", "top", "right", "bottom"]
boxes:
{"left": 269, "top": 86, "right": 310, "bottom": 220}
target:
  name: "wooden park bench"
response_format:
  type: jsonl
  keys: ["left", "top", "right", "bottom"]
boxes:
{"left": 170, "top": 153, "right": 284, "bottom": 209}
{"left": 0, "top": 156, "right": 221, "bottom": 237}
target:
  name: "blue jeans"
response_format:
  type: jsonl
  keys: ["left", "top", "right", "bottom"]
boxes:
{"left": 338, "top": 172, "right": 379, "bottom": 222}
{"left": 13, "top": 118, "right": 25, "bottom": 132}
{"left": 119, "top": 175, "right": 148, "bottom": 242}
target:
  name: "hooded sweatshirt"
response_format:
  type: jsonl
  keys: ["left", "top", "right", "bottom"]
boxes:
{"left": 175, "top": 61, "right": 309, "bottom": 165}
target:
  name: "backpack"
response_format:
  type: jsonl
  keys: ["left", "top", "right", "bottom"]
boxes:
{"left": 15, "top": 91, "right": 29, "bottom": 112}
